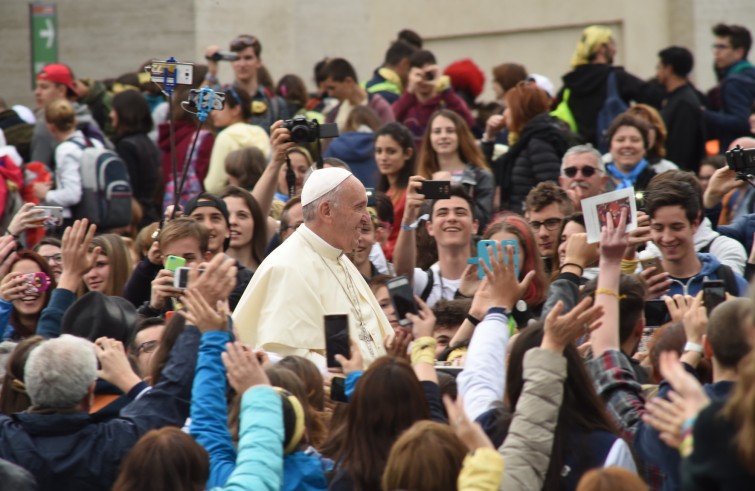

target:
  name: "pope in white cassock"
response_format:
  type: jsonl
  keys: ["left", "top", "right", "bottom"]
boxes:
{"left": 232, "top": 167, "right": 391, "bottom": 368}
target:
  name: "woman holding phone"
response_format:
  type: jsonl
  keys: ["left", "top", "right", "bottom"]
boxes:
{"left": 0, "top": 251, "right": 56, "bottom": 340}
{"left": 417, "top": 109, "right": 494, "bottom": 229}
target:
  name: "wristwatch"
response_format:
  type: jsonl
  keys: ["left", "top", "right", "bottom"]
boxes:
{"left": 683, "top": 341, "right": 704, "bottom": 354}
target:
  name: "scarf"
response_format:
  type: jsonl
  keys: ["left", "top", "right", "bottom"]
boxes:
{"left": 606, "top": 159, "right": 648, "bottom": 189}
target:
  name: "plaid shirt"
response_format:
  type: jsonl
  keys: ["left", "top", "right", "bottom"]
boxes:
{"left": 587, "top": 349, "right": 663, "bottom": 491}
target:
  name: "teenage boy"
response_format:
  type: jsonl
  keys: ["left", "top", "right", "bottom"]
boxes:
{"left": 323, "top": 58, "right": 395, "bottom": 130}
{"left": 642, "top": 176, "right": 747, "bottom": 299}
{"left": 393, "top": 176, "right": 478, "bottom": 307}
{"left": 523, "top": 181, "right": 573, "bottom": 273}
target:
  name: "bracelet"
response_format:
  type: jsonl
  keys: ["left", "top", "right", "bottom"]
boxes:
{"left": 559, "top": 262, "right": 584, "bottom": 276}
{"left": 401, "top": 213, "right": 430, "bottom": 232}
{"left": 683, "top": 341, "right": 704, "bottom": 354}
{"left": 465, "top": 314, "right": 480, "bottom": 326}
{"left": 595, "top": 288, "right": 626, "bottom": 299}
{"left": 411, "top": 336, "right": 437, "bottom": 365}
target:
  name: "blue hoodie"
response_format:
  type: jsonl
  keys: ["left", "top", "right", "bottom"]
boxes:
{"left": 323, "top": 131, "right": 377, "bottom": 188}
{"left": 665, "top": 253, "right": 748, "bottom": 297}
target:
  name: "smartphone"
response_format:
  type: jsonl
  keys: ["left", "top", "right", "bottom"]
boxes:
{"left": 20, "top": 272, "right": 50, "bottom": 296}
{"left": 386, "top": 275, "right": 419, "bottom": 327}
{"left": 31, "top": 206, "right": 63, "bottom": 227}
{"left": 424, "top": 70, "right": 436, "bottom": 81}
{"left": 644, "top": 299, "right": 670, "bottom": 327}
{"left": 420, "top": 180, "right": 451, "bottom": 200}
{"left": 638, "top": 326, "right": 658, "bottom": 353}
{"left": 165, "top": 255, "right": 186, "bottom": 273}
{"left": 324, "top": 314, "right": 350, "bottom": 369}
{"left": 476, "top": 239, "right": 520, "bottom": 280}
{"left": 330, "top": 375, "right": 348, "bottom": 403}
{"left": 639, "top": 256, "right": 665, "bottom": 276}
{"left": 173, "top": 267, "right": 205, "bottom": 289}
{"left": 703, "top": 280, "right": 726, "bottom": 315}
{"left": 149, "top": 60, "right": 194, "bottom": 85}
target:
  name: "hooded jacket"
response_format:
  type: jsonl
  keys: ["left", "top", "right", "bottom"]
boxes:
{"left": 643, "top": 217, "right": 747, "bottom": 275}
{"left": 703, "top": 60, "right": 755, "bottom": 151}
{"left": 557, "top": 65, "right": 659, "bottom": 147}
{"left": 323, "top": 130, "right": 377, "bottom": 188}
{"left": 664, "top": 253, "right": 747, "bottom": 297}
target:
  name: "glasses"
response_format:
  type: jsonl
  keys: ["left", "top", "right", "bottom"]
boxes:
{"left": 529, "top": 218, "right": 563, "bottom": 231}
{"left": 563, "top": 166, "right": 599, "bottom": 178}
{"left": 712, "top": 43, "right": 732, "bottom": 51}
{"left": 137, "top": 340, "right": 160, "bottom": 355}
{"left": 41, "top": 253, "right": 62, "bottom": 263}
{"left": 230, "top": 35, "right": 259, "bottom": 52}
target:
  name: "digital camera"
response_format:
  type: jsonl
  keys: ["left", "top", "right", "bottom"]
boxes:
{"left": 725, "top": 145, "right": 755, "bottom": 175}
{"left": 281, "top": 116, "right": 339, "bottom": 144}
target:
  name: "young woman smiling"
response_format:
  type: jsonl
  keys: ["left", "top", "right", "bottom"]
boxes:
{"left": 417, "top": 110, "right": 494, "bottom": 230}
{"left": 375, "top": 122, "right": 415, "bottom": 260}
{"left": 221, "top": 186, "right": 277, "bottom": 272}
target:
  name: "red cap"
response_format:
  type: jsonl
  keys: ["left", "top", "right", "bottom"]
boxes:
{"left": 36, "top": 64, "right": 78, "bottom": 97}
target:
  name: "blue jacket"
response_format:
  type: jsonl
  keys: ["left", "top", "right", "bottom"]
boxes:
{"left": 191, "top": 331, "right": 324, "bottom": 491}
{"left": 704, "top": 60, "right": 755, "bottom": 151}
{"left": 635, "top": 365, "right": 734, "bottom": 491}
{"left": 665, "top": 253, "right": 748, "bottom": 297}
{"left": 719, "top": 212, "right": 755, "bottom": 257}
{"left": 210, "top": 386, "right": 285, "bottom": 491}
{"left": 0, "top": 299, "right": 13, "bottom": 340}
{"left": 323, "top": 132, "right": 377, "bottom": 188}
{"left": 0, "top": 324, "right": 200, "bottom": 491}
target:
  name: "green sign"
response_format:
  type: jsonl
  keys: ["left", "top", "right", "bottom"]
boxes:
{"left": 29, "top": 3, "right": 58, "bottom": 87}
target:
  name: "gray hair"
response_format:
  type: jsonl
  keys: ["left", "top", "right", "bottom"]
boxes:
{"left": 25, "top": 335, "right": 97, "bottom": 408}
{"left": 561, "top": 144, "right": 605, "bottom": 173}
{"left": 302, "top": 185, "right": 344, "bottom": 223}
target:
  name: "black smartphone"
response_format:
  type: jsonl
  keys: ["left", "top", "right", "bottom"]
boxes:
{"left": 703, "top": 280, "right": 726, "bottom": 315}
{"left": 386, "top": 275, "right": 418, "bottom": 327}
{"left": 330, "top": 376, "right": 348, "bottom": 403}
{"left": 420, "top": 180, "right": 451, "bottom": 200}
{"left": 324, "top": 314, "right": 350, "bottom": 369}
{"left": 644, "top": 299, "right": 670, "bottom": 328}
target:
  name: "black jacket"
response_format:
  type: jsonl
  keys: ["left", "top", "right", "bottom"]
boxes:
{"left": 114, "top": 133, "right": 161, "bottom": 226}
{"left": 557, "top": 65, "right": 662, "bottom": 147}
{"left": 487, "top": 113, "right": 572, "bottom": 214}
{"left": 0, "top": 109, "right": 33, "bottom": 163}
{"left": 662, "top": 83, "right": 705, "bottom": 172}
{"left": 0, "top": 325, "right": 200, "bottom": 491}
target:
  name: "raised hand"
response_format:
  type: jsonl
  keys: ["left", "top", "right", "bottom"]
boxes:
{"left": 562, "top": 232, "right": 599, "bottom": 270}
{"left": 6, "top": 203, "right": 45, "bottom": 236}
{"left": 403, "top": 175, "right": 427, "bottom": 224}
{"left": 94, "top": 337, "right": 142, "bottom": 392}
{"left": 600, "top": 207, "right": 629, "bottom": 263}
{"left": 384, "top": 329, "right": 412, "bottom": 362}
{"left": 222, "top": 341, "right": 270, "bottom": 395}
{"left": 642, "top": 392, "right": 688, "bottom": 449}
{"left": 0, "top": 273, "right": 28, "bottom": 302}
{"left": 475, "top": 242, "right": 535, "bottom": 312}
{"left": 542, "top": 298, "right": 604, "bottom": 354}
{"left": 59, "top": 219, "right": 100, "bottom": 291}
{"left": 658, "top": 351, "right": 710, "bottom": 417}
{"left": 192, "top": 253, "right": 238, "bottom": 307}
{"left": 180, "top": 287, "right": 228, "bottom": 333}
{"left": 149, "top": 269, "right": 182, "bottom": 311}
{"left": 663, "top": 294, "right": 695, "bottom": 324}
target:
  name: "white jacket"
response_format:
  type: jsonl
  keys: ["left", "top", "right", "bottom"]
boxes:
{"left": 44, "top": 131, "right": 103, "bottom": 218}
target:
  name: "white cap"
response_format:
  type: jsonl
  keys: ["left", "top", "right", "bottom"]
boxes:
{"left": 527, "top": 73, "right": 555, "bottom": 98}
{"left": 12, "top": 105, "right": 36, "bottom": 124}
{"left": 301, "top": 167, "right": 352, "bottom": 206}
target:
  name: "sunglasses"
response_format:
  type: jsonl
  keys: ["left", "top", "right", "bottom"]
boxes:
{"left": 230, "top": 35, "right": 259, "bottom": 52}
{"left": 529, "top": 218, "right": 563, "bottom": 232}
{"left": 563, "top": 166, "right": 599, "bottom": 178}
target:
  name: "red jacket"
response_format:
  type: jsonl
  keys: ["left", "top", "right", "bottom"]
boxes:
{"left": 158, "top": 120, "right": 215, "bottom": 186}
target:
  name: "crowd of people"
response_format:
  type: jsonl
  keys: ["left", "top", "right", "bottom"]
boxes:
{"left": 0, "top": 20, "right": 754, "bottom": 491}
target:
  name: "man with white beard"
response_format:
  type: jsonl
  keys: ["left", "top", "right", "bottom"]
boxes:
{"left": 558, "top": 144, "right": 609, "bottom": 211}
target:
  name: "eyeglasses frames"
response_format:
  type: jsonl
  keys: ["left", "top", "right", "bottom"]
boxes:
{"left": 529, "top": 218, "right": 563, "bottom": 232}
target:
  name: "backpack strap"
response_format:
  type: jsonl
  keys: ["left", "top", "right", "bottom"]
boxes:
{"left": 714, "top": 263, "right": 739, "bottom": 296}
{"left": 699, "top": 236, "right": 719, "bottom": 254}
{"left": 420, "top": 268, "right": 434, "bottom": 302}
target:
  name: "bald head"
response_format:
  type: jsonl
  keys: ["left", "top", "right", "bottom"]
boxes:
{"left": 729, "top": 137, "right": 755, "bottom": 150}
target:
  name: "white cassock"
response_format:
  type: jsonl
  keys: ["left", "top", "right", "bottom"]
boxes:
{"left": 232, "top": 224, "right": 390, "bottom": 369}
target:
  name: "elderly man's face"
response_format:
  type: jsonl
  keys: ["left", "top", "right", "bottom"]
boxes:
{"left": 559, "top": 152, "right": 608, "bottom": 207}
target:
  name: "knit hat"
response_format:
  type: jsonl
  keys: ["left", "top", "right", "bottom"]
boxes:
{"left": 61, "top": 292, "right": 137, "bottom": 343}
{"left": 36, "top": 63, "right": 79, "bottom": 98}
{"left": 443, "top": 58, "right": 485, "bottom": 100}
{"left": 301, "top": 168, "right": 352, "bottom": 206}
{"left": 570, "top": 25, "right": 614, "bottom": 67}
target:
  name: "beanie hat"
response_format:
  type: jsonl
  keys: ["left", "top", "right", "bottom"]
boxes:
{"left": 443, "top": 59, "right": 485, "bottom": 100}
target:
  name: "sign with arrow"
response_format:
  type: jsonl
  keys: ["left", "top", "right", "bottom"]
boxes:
{"left": 29, "top": 3, "right": 58, "bottom": 88}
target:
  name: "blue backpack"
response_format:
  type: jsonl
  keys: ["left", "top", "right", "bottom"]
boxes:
{"left": 71, "top": 138, "right": 133, "bottom": 229}
{"left": 596, "top": 70, "right": 628, "bottom": 153}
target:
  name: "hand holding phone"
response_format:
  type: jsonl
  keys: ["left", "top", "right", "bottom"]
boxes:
{"left": 165, "top": 255, "right": 186, "bottom": 273}
{"left": 702, "top": 280, "right": 726, "bottom": 315}
{"left": 173, "top": 267, "right": 205, "bottom": 289}
{"left": 475, "top": 239, "right": 520, "bottom": 280}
